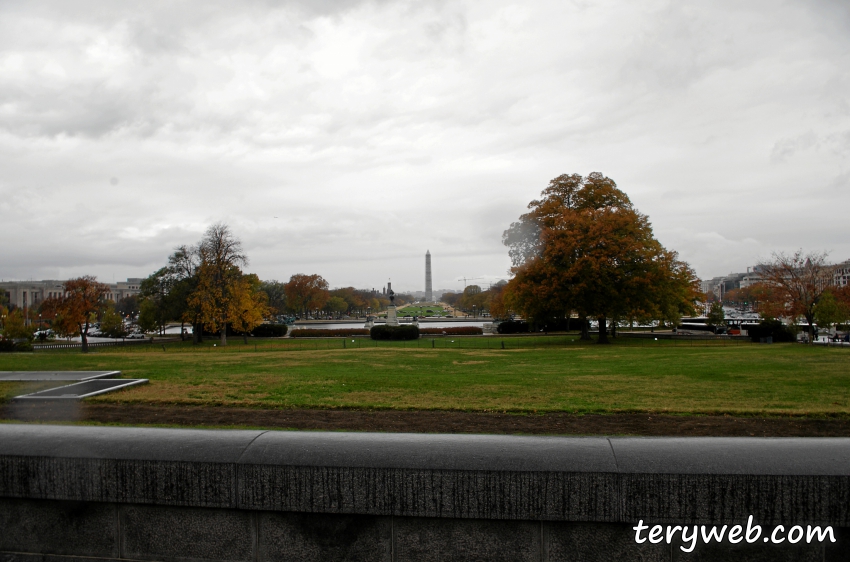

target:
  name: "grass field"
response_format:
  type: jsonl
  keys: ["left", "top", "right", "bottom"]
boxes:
{"left": 396, "top": 304, "right": 448, "bottom": 316}
{"left": 1, "top": 336, "right": 848, "bottom": 416}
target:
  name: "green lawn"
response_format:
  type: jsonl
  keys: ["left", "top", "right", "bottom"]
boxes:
{"left": 1, "top": 337, "right": 848, "bottom": 415}
{"left": 396, "top": 304, "right": 448, "bottom": 316}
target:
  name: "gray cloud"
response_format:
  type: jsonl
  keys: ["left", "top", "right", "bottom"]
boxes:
{"left": 1, "top": 0, "right": 849, "bottom": 290}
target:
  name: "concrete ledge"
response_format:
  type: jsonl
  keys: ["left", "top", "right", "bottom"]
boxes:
{"left": 1, "top": 425, "right": 849, "bottom": 526}
{"left": 1, "top": 425, "right": 850, "bottom": 560}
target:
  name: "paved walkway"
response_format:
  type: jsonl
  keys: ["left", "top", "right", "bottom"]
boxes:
{"left": 0, "top": 371, "right": 119, "bottom": 381}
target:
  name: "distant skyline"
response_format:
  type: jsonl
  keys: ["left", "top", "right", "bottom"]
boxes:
{"left": 1, "top": 1, "right": 848, "bottom": 292}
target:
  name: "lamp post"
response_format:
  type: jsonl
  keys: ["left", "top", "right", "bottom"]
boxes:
{"left": 472, "top": 305, "right": 476, "bottom": 318}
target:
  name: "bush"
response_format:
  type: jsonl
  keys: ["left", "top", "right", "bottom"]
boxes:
{"left": 497, "top": 320, "right": 530, "bottom": 334}
{"left": 746, "top": 319, "right": 796, "bottom": 343}
{"left": 0, "top": 337, "right": 32, "bottom": 352}
{"left": 420, "top": 326, "right": 483, "bottom": 335}
{"left": 290, "top": 328, "right": 370, "bottom": 338}
{"left": 370, "top": 324, "right": 420, "bottom": 340}
{"left": 251, "top": 324, "right": 289, "bottom": 337}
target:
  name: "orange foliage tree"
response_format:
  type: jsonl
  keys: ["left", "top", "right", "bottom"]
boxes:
{"left": 40, "top": 276, "right": 109, "bottom": 352}
{"left": 186, "top": 223, "right": 255, "bottom": 346}
{"left": 284, "top": 274, "right": 330, "bottom": 318}
{"left": 503, "top": 173, "right": 699, "bottom": 342}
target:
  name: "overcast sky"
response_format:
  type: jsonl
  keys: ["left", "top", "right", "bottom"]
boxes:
{"left": 1, "top": 0, "right": 848, "bottom": 292}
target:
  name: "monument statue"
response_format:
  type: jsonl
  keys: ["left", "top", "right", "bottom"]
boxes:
{"left": 385, "top": 281, "right": 399, "bottom": 326}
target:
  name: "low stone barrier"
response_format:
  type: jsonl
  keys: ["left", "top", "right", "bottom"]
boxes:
{"left": 0, "top": 425, "right": 847, "bottom": 561}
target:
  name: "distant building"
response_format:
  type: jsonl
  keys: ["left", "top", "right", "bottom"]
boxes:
{"left": 701, "top": 267, "right": 764, "bottom": 299}
{"left": 834, "top": 259, "right": 850, "bottom": 287}
{"left": 0, "top": 278, "right": 143, "bottom": 311}
{"left": 702, "top": 259, "right": 850, "bottom": 299}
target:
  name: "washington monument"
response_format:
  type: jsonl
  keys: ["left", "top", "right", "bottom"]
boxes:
{"left": 425, "top": 250, "right": 432, "bottom": 302}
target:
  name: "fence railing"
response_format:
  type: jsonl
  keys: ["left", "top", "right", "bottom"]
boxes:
{"left": 33, "top": 337, "right": 180, "bottom": 351}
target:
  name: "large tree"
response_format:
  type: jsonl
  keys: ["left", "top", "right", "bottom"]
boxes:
{"left": 756, "top": 250, "right": 832, "bottom": 343}
{"left": 40, "top": 276, "right": 109, "bottom": 352}
{"left": 189, "top": 223, "right": 248, "bottom": 346}
{"left": 503, "top": 172, "right": 699, "bottom": 342}
{"left": 284, "top": 274, "right": 330, "bottom": 318}
{"left": 259, "top": 280, "right": 287, "bottom": 318}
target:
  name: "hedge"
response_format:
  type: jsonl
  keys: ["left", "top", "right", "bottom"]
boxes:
{"left": 419, "top": 326, "right": 483, "bottom": 335}
{"left": 251, "top": 324, "right": 289, "bottom": 337}
{"left": 370, "top": 324, "right": 420, "bottom": 340}
{"left": 0, "top": 338, "right": 32, "bottom": 352}
{"left": 497, "top": 320, "right": 530, "bottom": 334}
{"left": 290, "top": 328, "right": 370, "bottom": 338}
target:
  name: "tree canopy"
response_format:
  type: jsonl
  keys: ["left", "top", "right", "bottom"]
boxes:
{"left": 756, "top": 250, "right": 832, "bottom": 342}
{"left": 284, "top": 274, "right": 330, "bottom": 318}
{"left": 503, "top": 172, "right": 699, "bottom": 341}
{"left": 40, "top": 276, "right": 109, "bottom": 352}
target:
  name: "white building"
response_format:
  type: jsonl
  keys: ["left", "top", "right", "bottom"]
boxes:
{"left": 1, "top": 278, "right": 143, "bottom": 311}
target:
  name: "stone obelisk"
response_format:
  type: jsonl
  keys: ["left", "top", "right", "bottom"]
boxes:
{"left": 425, "top": 250, "right": 432, "bottom": 302}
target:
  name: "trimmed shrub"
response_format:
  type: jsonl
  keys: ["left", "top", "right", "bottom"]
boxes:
{"left": 497, "top": 320, "right": 530, "bottom": 334}
{"left": 370, "top": 324, "right": 420, "bottom": 340}
{"left": 420, "top": 326, "right": 483, "bottom": 335}
{"left": 251, "top": 324, "right": 289, "bottom": 337}
{"left": 290, "top": 328, "right": 370, "bottom": 338}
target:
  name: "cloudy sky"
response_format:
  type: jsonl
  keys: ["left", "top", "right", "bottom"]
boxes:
{"left": 1, "top": 0, "right": 848, "bottom": 292}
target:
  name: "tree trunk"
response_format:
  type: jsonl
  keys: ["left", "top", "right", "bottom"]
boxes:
{"left": 180, "top": 321, "right": 185, "bottom": 341}
{"left": 611, "top": 321, "right": 617, "bottom": 338}
{"left": 80, "top": 323, "right": 89, "bottom": 353}
{"left": 221, "top": 316, "right": 227, "bottom": 346}
{"left": 193, "top": 322, "right": 202, "bottom": 345}
{"left": 806, "top": 313, "right": 815, "bottom": 344}
{"left": 597, "top": 316, "right": 610, "bottom": 344}
{"left": 580, "top": 317, "right": 591, "bottom": 340}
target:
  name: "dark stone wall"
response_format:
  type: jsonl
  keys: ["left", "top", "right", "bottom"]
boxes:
{"left": 1, "top": 426, "right": 849, "bottom": 561}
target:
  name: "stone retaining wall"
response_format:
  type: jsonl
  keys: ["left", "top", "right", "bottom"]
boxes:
{"left": 0, "top": 425, "right": 847, "bottom": 561}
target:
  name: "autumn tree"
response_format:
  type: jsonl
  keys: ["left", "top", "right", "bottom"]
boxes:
{"left": 284, "top": 274, "right": 330, "bottom": 318}
{"left": 259, "top": 280, "right": 287, "bottom": 318}
{"left": 187, "top": 223, "right": 250, "bottom": 346}
{"left": 756, "top": 251, "right": 832, "bottom": 343}
{"left": 488, "top": 285, "right": 508, "bottom": 320}
{"left": 1, "top": 309, "right": 34, "bottom": 341}
{"left": 40, "top": 276, "right": 109, "bottom": 352}
{"left": 503, "top": 172, "right": 699, "bottom": 342}
{"left": 225, "top": 274, "right": 269, "bottom": 337}
{"left": 330, "top": 287, "right": 367, "bottom": 317}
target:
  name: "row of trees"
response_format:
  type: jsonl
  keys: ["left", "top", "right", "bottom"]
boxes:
{"left": 3, "top": 223, "right": 417, "bottom": 351}
{"left": 499, "top": 173, "right": 700, "bottom": 342}
{"left": 138, "top": 224, "right": 416, "bottom": 346}
{"left": 442, "top": 284, "right": 506, "bottom": 317}
{"left": 139, "top": 224, "right": 268, "bottom": 346}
